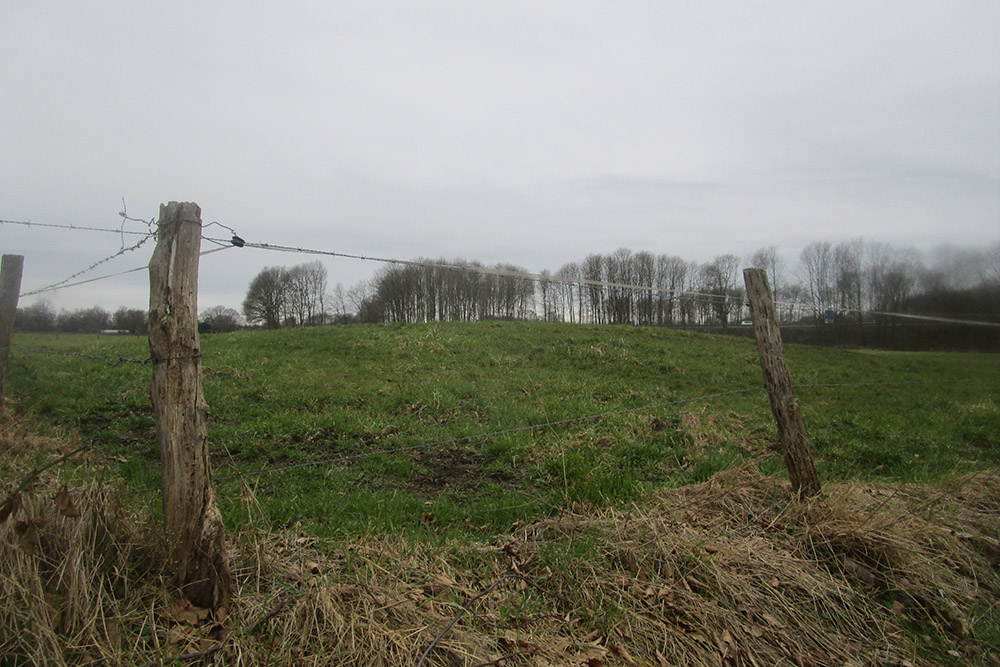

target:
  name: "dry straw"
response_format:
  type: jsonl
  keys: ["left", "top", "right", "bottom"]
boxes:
{"left": 2, "top": 416, "right": 998, "bottom": 666}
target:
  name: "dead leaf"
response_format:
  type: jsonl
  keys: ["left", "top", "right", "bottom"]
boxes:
{"left": 842, "top": 557, "right": 877, "bottom": 587}
{"left": 55, "top": 486, "right": 80, "bottom": 518}
{"left": 761, "top": 613, "right": 785, "bottom": 629}
{"left": 207, "top": 622, "right": 229, "bottom": 642}
{"left": 14, "top": 518, "right": 46, "bottom": 555}
{"left": 609, "top": 644, "right": 638, "bottom": 665}
{"left": 0, "top": 493, "right": 22, "bottom": 523}
{"left": 104, "top": 620, "right": 121, "bottom": 646}
{"left": 423, "top": 584, "right": 448, "bottom": 596}
{"left": 173, "top": 599, "right": 210, "bottom": 626}
{"left": 166, "top": 626, "right": 189, "bottom": 650}
{"left": 720, "top": 628, "right": 738, "bottom": 658}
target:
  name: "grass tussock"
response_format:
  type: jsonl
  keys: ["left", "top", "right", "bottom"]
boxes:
{"left": 2, "top": 428, "right": 999, "bottom": 666}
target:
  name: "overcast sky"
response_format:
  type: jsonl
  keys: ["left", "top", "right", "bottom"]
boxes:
{"left": 2, "top": 1, "right": 998, "bottom": 314}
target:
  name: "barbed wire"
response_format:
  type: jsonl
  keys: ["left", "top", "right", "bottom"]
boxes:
{"left": 18, "top": 246, "right": 233, "bottom": 298}
{"left": 16, "top": 347, "right": 201, "bottom": 366}
{"left": 7, "top": 214, "right": 997, "bottom": 326}
{"left": 0, "top": 218, "right": 150, "bottom": 237}
{"left": 18, "top": 232, "right": 157, "bottom": 298}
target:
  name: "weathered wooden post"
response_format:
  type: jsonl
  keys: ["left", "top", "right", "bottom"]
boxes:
{"left": 743, "top": 268, "right": 821, "bottom": 497}
{"left": 149, "top": 202, "right": 231, "bottom": 608}
{"left": 0, "top": 255, "right": 25, "bottom": 413}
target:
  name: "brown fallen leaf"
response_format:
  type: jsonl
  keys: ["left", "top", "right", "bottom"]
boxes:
{"left": 14, "top": 518, "right": 47, "bottom": 555}
{"left": 842, "top": 557, "right": 876, "bottom": 587}
{"left": 609, "top": 643, "right": 638, "bottom": 665}
{"left": 0, "top": 493, "right": 22, "bottom": 523}
{"left": 720, "top": 628, "right": 738, "bottom": 659}
{"left": 55, "top": 485, "right": 80, "bottom": 518}
{"left": 423, "top": 584, "right": 448, "bottom": 596}
{"left": 173, "top": 599, "right": 211, "bottom": 626}
{"left": 761, "top": 613, "right": 785, "bottom": 629}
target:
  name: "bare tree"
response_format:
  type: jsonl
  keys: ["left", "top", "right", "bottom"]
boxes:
{"left": 112, "top": 307, "right": 148, "bottom": 334}
{"left": 749, "top": 246, "right": 786, "bottom": 304}
{"left": 243, "top": 266, "right": 287, "bottom": 329}
{"left": 864, "top": 243, "right": 921, "bottom": 314}
{"left": 799, "top": 241, "right": 834, "bottom": 321}
{"left": 200, "top": 306, "right": 243, "bottom": 333}
{"left": 656, "top": 254, "right": 687, "bottom": 325}
{"left": 987, "top": 241, "right": 1000, "bottom": 286}
{"left": 699, "top": 254, "right": 742, "bottom": 327}
{"left": 15, "top": 302, "right": 57, "bottom": 332}
{"left": 555, "top": 262, "right": 582, "bottom": 323}
{"left": 833, "top": 239, "right": 864, "bottom": 323}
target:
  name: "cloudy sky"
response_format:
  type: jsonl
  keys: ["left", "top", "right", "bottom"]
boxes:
{"left": 2, "top": 1, "right": 998, "bottom": 313}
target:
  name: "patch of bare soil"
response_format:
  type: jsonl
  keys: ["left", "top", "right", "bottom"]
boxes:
{"left": 407, "top": 446, "right": 516, "bottom": 495}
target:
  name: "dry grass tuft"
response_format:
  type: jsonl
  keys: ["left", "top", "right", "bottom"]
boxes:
{"left": 2, "top": 418, "right": 998, "bottom": 666}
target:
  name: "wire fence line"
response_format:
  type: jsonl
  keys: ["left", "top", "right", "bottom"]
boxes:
{"left": 7, "top": 213, "right": 998, "bottom": 328}
{"left": 14, "top": 347, "right": 202, "bottom": 366}
{"left": 17, "top": 246, "right": 233, "bottom": 298}
{"left": 3, "top": 214, "right": 236, "bottom": 298}
{"left": 1, "top": 218, "right": 150, "bottom": 236}
{"left": 17, "top": 231, "right": 157, "bottom": 298}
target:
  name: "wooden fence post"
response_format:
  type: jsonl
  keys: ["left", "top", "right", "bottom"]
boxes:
{"left": 743, "top": 268, "right": 821, "bottom": 497}
{"left": 0, "top": 255, "right": 25, "bottom": 413}
{"left": 149, "top": 202, "right": 231, "bottom": 609}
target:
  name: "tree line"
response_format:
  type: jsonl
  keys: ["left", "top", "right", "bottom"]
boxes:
{"left": 13, "top": 302, "right": 246, "bottom": 335}
{"left": 13, "top": 238, "right": 999, "bottom": 334}
{"left": 347, "top": 239, "right": 999, "bottom": 327}
{"left": 15, "top": 304, "right": 149, "bottom": 334}
{"left": 241, "top": 261, "right": 330, "bottom": 328}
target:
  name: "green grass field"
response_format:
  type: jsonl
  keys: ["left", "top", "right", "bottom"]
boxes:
{"left": 7, "top": 322, "right": 999, "bottom": 539}
{"left": 5, "top": 322, "right": 1000, "bottom": 665}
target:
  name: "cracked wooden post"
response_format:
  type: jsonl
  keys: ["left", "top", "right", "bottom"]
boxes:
{"left": 0, "top": 255, "right": 24, "bottom": 413}
{"left": 149, "top": 202, "right": 231, "bottom": 608}
{"left": 743, "top": 268, "right": 821, "bottom": 497}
